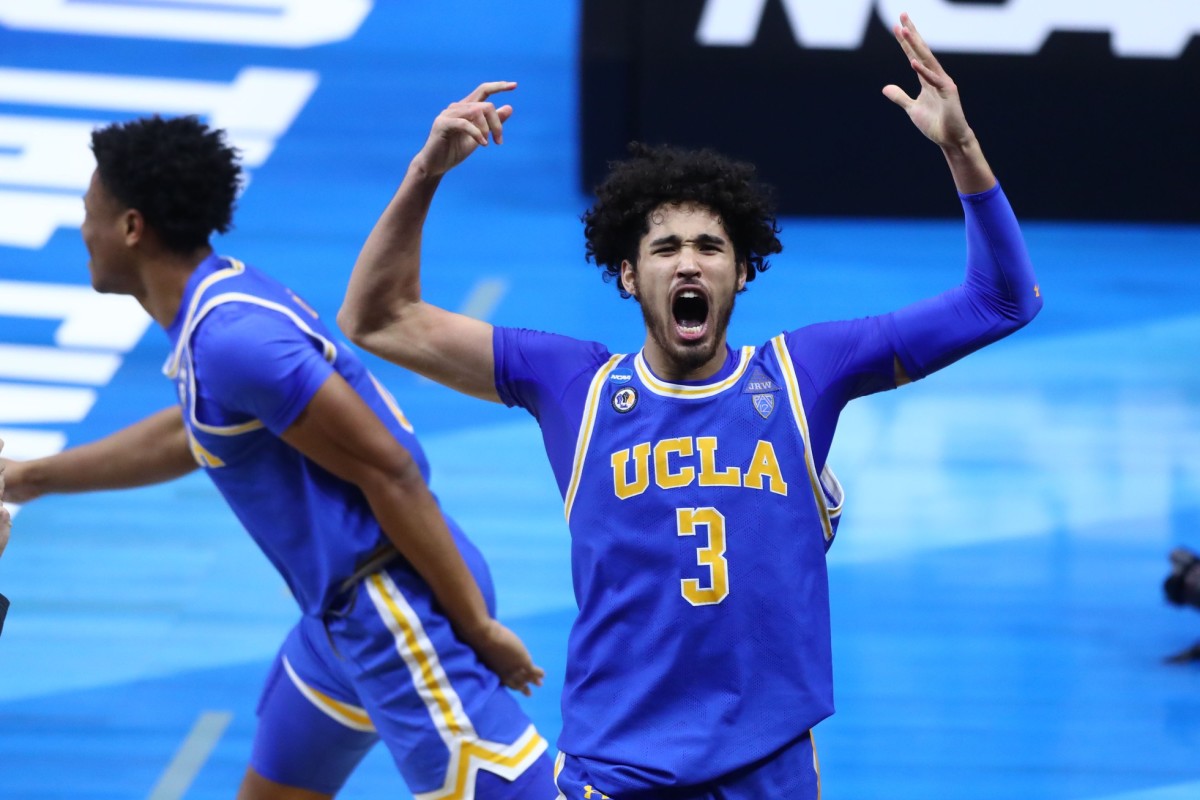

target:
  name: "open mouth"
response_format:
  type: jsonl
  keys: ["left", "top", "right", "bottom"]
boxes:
{"left": 672, "top": 288, "right": 710, "bottom": 341}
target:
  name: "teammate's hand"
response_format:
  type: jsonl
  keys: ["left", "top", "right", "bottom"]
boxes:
{"left": 0, "top": 456, "right": 37, "bottom": 504}
{"left": 464, "top": 618, "right": 545, "bottom": 697}
{"left": 882, "top": 14, "right": 975, "bottom": 150}
{"left": 413, "top": 81, "right": 516, "bottom": 179}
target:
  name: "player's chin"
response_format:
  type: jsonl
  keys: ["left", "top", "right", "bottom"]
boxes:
{"left": 668, "top": 336, "right": 719, "bottom": 370}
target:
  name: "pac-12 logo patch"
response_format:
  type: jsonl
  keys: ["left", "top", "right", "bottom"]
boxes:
{"left": 752, "top": 393, "right": 775, "bottom": 419}
{"left": 612, "top": 387, "right": 638, "bottom": 413}
{"left": 609, "top": 368, "right": 634, "bottom": 384}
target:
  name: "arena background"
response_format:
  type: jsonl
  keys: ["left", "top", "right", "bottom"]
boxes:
{"left": 2, "top": 2, "right": 1199, "bottom": 798}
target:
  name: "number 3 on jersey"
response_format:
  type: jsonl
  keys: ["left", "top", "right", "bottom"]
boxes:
{"left": 677, "top": 507, "right": 729, "bottom": 605}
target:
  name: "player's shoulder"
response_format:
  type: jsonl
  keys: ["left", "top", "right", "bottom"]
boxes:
{"left": 190, "top": 296, "right": 307, "bottom": 360}
{"left": 496, "top": 325, "right": 614, "bottom": 364}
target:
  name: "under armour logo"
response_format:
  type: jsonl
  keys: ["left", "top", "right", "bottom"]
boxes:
{"left": 583, "top": 786, "right": 611, "bottom": 799}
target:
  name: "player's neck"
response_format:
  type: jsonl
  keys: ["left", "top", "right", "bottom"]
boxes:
{"left": 640, "top": 338, "right": 729, "bottom": 384}
{"left": 137, "top": 245, "right": 214, "bottom": 328}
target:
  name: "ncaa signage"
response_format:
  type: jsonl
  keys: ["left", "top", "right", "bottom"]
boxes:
{"left": 580, "top": 0, "right": 1200, "bottom": 221}
{"left": 697, "top": 0, "right": 1199, "bottom": 59}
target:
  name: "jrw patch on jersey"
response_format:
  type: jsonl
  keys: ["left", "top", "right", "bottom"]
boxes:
{"left": 741, "top": 366, "right": 780, "bottom": 394}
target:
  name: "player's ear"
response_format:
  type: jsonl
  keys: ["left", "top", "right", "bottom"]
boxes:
{"left": 736, "top": 259, "right": 747, "bottom": 292}
{"left": 122, "top": 208, "right": 145, "bottom": 246}
{"left": 620, "top": 259, "right": 638, "bottom": 298}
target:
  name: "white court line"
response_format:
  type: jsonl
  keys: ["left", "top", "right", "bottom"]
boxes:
{"left": 0, "top": 343, "right": 121, "bottom": 385}
{"left": 1088, "top": 781, "right": 1200, "bottom": 800}
{"left": 418, "top": 278, "right": 508, "bottom": 384}
{"left": 147, "top": 711, "right": 233, "bottom": 800}
{"left": 459, "top": 278, "right": 507, "bottom": 321}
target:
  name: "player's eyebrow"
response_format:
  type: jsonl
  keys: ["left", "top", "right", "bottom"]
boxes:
{"left": 648, "top": 233, "right": 727, "bottom": 248}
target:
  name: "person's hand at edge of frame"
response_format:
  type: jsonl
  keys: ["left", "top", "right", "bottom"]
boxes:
{"left": 411, "top": 81, "right": 517, "bottom": 181}
{"left": 0, "top": 437, "right": 10, "bottom": 559}
{"left": 462, "top": 617, "right": 546, "bottom": 697}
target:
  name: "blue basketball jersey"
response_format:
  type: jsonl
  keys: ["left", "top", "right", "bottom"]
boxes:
{"left": 163, "top": 253, "right": 428, "bottom": 615}
{"left": 496, "top": 330, "right": 848, "bottom": 791}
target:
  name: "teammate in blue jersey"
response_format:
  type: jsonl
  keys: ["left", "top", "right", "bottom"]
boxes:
{"left": 340, "top": 15, "right": 1042, "bottom": 800}
{"left": 0, "top": 116, "right": 556, "bottom": 799}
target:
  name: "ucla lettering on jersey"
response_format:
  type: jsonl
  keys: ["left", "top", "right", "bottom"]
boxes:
{"left": 554, "top": 337, "right": 843, "bottom": 791}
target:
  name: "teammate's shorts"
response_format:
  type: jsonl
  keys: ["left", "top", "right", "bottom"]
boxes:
{"left": 552, "top": 730, "right": 819, "bottom": 800}
{"left": 250, "top": 522, "right": 553, "bottom": 798}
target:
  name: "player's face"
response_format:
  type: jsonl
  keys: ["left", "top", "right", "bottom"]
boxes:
{"left": 80, "top": 170, "right": 138, "bottom": 295}
{"left": 621, "top": 202, "right": 746, "bottom": 381}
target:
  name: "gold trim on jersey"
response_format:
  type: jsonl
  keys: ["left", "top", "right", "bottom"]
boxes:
{"left": 163, "top": 257, "right": 245, "bottom": 379}
{"left": 413, "top": 725, "right": 547, "bottom": 800}
{"left": 812, "top": 729, "right": 823, "bottom": 800}
{"left": 552, "top": 752, "right": 571, "bottom": 800}
{"left": 366, "top": 572, "right": 548, "bottom": 800}
{"left": 633, "top": 346, "right": 755, "bottom": 398}
{"left": 564, "top": 354, "right": 625, "bottom": 524}
{"left": 369, "top": 374, "right": 415, "bottom": 434}
{"left": 769, "top": 335, "right": 843, "bottom": 542}
{"left": 282, "top": 655, "right": 375, "bottom": 732}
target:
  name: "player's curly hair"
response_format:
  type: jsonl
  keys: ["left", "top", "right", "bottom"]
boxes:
{"left": 91, "top": 115, "right": 241, "bottom": 253}
{"left": 583, "top": 142, "right": 782, "bottom": 298}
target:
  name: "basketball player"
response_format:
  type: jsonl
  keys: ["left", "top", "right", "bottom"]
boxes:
{"left": 339, "top": 14, "right": 1042, "bottom": 800}
{"left": 0, "top": 117, "right": 554, "bottom": 799}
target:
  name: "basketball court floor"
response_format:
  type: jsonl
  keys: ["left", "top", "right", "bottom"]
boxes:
{"left": 2, "top": 4, "right": 1199, "bottom": 798}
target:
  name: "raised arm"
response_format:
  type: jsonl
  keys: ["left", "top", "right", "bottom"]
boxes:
{"left": 339, "top": 82, "right": 517, "bottom": 402}
{"left": 881, "top": 14, "right": 1041, "bottom": 386}
{"left": 0, "top": 407, "right": 198, "bottom": 503}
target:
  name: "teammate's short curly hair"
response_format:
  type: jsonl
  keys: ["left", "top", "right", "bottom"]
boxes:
{"left": 583, "top": 142, "right": 782, "bottom": 298}
{"left": 91, "top": 115, "right": 241, "bottom": 254}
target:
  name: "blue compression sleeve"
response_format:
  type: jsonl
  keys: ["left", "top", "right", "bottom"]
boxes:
{"left": 887, "top": 183, "right": 1043, "bottom": 381}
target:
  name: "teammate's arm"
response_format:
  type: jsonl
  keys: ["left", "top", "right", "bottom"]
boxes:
{"left": 278, "top": 370, "right": 544, "bottom": 695}
{"left": 339, "top": 82, "right": 516, "bottom": 403}
{"left": 0, "top": 407, "right": 197, "bottom": 503}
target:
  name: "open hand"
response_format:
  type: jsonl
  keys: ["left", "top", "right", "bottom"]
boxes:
{"left": 882, "top": 14, "right": 975, "bottom": 149}
{"left": 415, "top": 81, "right": 516, "bottom": 179}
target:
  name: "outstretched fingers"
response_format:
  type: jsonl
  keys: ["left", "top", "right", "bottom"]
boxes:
{"left": 896, "top": 14, "right": 948, "bottom": 85}
{"left": 461, "top": 80, "right": 517, "bottom": 104}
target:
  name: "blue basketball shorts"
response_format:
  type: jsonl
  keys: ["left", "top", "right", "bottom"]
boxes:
{"left": 250, "top": 529, "right": 554, "bottom": 799}
{"left": 552, "top": 730, "right": 819, "bottom": 800}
